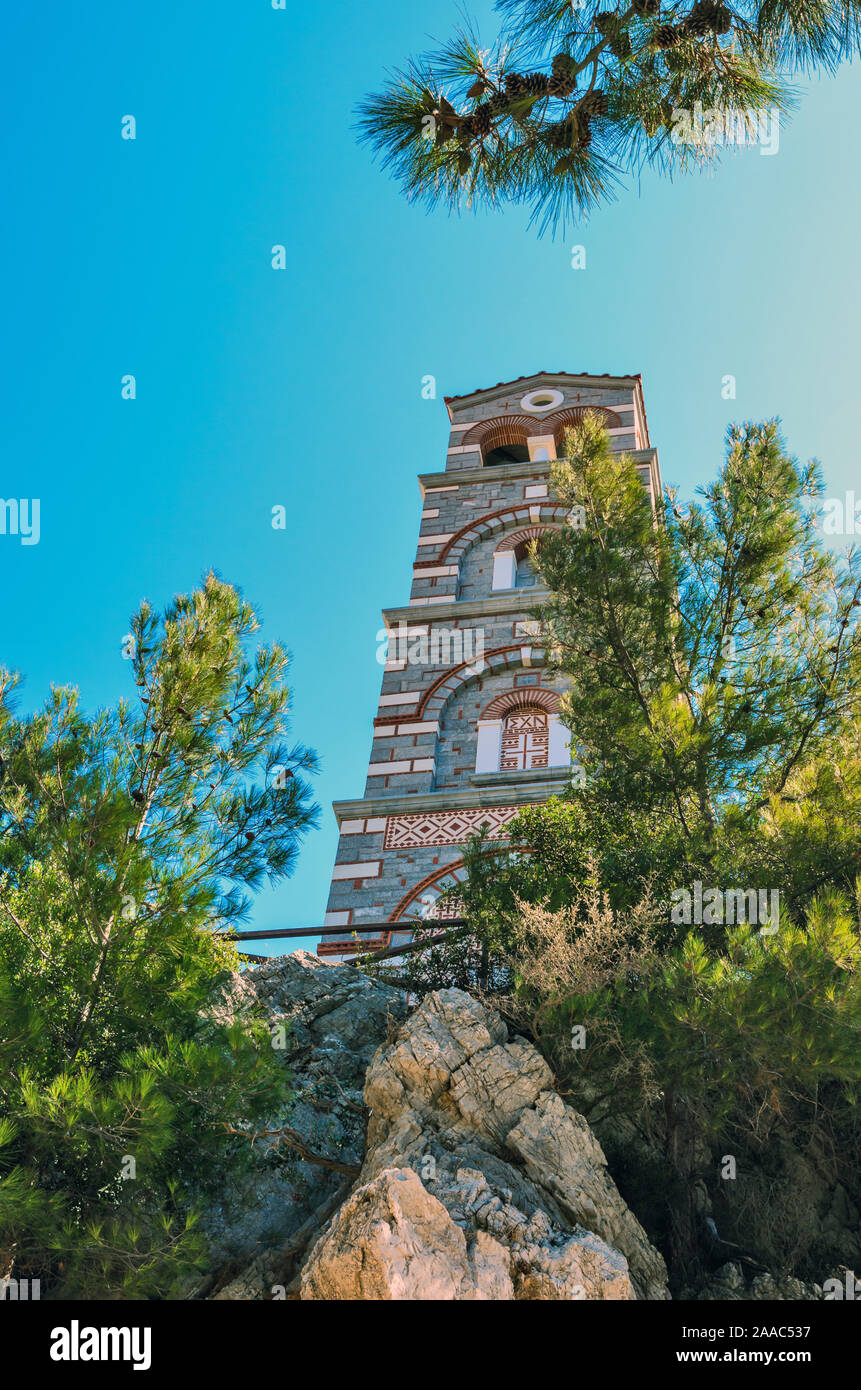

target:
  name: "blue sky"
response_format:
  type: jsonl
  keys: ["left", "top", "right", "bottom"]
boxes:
{"left": 1, "top": 2, "right": 860, "bottom": 953}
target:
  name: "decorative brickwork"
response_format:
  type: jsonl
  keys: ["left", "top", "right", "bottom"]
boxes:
{"left": 545, "top": 405, "right": 622, "bottom": 440}
{"left": 383, "top": 805, "right": 524, "bottom": 849}
{"left": 500, "top": 710, "right": 549, "bottom": 771}
{"left": 479, "top": 687, "right": 561, "bottom": 720}
{"left": 437, "top": 502, "right": 573, "bottom": 564}
{"left": 494, "top": 525, "right": 558, "bottom": 554}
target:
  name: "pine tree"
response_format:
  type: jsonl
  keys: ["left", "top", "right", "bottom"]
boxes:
{"left": 0, "top": 573, "right": 318, "bottom": 1297}
{"left": 536, "top": 413, "right": 861, "bottom": 854}
{"left": 356, "top": 1, "right": 861, "bottom": 232}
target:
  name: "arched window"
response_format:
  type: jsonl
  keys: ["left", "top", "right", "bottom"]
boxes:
{"left": 514, "top": 543, "right": 540, "bottom": 589}
{"left": 500, "top": 708, "right": 549, "bottom": 772}
{"left": 482, "top": 424, "right": 531, "bottom": 466}
{"left": 547, "top": 406, "right": 622, "bottom": 457}
{"left": 492, "top": 527, "right": 554, "bottom": 592}
{"left": 462, "top": 417, "right": 534, "bottom": 467}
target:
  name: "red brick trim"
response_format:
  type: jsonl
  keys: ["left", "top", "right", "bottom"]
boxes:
{"left": 479, "top": 686, "right": 560, "bottom": 720}
{"left": 414, "top": 643, "right": 546, "bottom": 718}
{"left": 494, "top": 524, "right": 560, "bottom": 555}
{"left": 547, "top": 405, "right": 622, "bottom": 442}
{"left": 461, "top": 414, "right": 535, "bottom": 447}
{"left": 438, "top": 504, "right": 571, "bottom": 563}
{"left": 387, "top": 858, "right": 469, "bottom": 927}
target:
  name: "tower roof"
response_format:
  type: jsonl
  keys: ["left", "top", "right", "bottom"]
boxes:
{"left": 444, "top": 371, "right": 650, "bottom": 450}
{"left": 444, "top": 370, "right": 643, "bottom": 413}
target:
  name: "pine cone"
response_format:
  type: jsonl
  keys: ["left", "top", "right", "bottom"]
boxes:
{"left": 653, "top": 23, "right": 685, "bottom": 48}
{"left": 707, "top": 1, "right": 732, "bottom": 33}
{"left": 608, "top": 31, "right": 633, "bottom": 58}
{"left": 633, "top": 0, "right": 660, "bottom": 12}
{"left": 684, "top": 0, "right": 732, "bottom": 35}
{"left": 548, "top": 73, "right": 577, "bottom": 97}
{"left": 548, "top": 118, "right": 571, "bottom": 150}
{"left": 579, "top": 88, "right": 608, "bottom": 117}
{"left": 595, "top": 11, "right": 634, "bottom": 59}
{"left": 594, "top": 12, "right": 619, "bottom": 35}
{"left": 683, "top": 6, "right": 713, "bottom": 36}
{"left": 523, "top": 71, "right": 550, "bottom": 96}
{"left": 549, "top": 112, "right": 591, "bottom": 150}
{"left": 505, "top": 71, "right": 528, "bottom": 98}
{"left": 487, "top": 90, "right": 509, "bottom": 115}
{"left": 471, "top": 103, "right": 493, "bottom": 136}
{"left": 552, "top": 52, "right": 577, "bottom": 78}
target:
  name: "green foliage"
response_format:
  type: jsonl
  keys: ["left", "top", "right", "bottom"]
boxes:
{"left": 727, "top": 722, "right": 861, "bottom": 916}
{"left": 352, "top": 0, "right": 861, "bottom": 231}
{"left": 569, "top": 897, "right": 861, "bottom": 1138}
{"left": 474, "top": 885, "right": 861, "bottom": 1283}
{"left": 449, "top": 790, "right": 691, "bottom": 955}
{"left": 0, "top": 574, "right": 318, "bottom": 1297}
{"left": 539, "top": 413, "right": 861, "bottom": 846}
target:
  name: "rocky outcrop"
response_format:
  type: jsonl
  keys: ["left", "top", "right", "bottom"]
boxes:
{"left": 201, "top": 951, "right": 407, "bottom": 1298}
{"left": 299, "top": 1167, "right": 631, "bottom": 1301}
{"left": 299, "top": 987, "right": 670, "bottom": 1300}
{"left": 693, "top": 1262, "right": 823, "bottom": 1301}
{"left": 191, "top": 956, "right": 852, "bottom": 1301}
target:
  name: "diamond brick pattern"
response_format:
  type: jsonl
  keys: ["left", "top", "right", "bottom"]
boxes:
{"left": 383, "top": 805, "right": 523, "bottom": 849}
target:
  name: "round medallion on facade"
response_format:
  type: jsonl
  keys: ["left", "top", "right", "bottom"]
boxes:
{"left": 520, "top": 387, "right": 564, "bottom": 413}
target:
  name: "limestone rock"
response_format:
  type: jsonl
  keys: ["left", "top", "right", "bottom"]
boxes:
{"left": 300, "top": 987, "right": 670, "bottom": 1300}
{"left": 299, "top": 1165, "right": 634, "bottom": 1301}
{"left": 506, "top": 1090, "right": 669, "bottom": 1300}
{"left": 300, "top": 1168, "right": 515, "bottom": 1301}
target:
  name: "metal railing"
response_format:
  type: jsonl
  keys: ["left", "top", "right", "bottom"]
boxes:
{"left": 223, "top": 919, "right": 469, "bottom": 967}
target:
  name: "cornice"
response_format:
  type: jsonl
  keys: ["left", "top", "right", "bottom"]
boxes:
{"left": 418, "top": 447, "right": 660, "bottom": 494}
{"left": 382, "top": 592, "right": 550, "bottom": 626}
{"left": 332, "top": 777, "right": 571, "bottom": 824}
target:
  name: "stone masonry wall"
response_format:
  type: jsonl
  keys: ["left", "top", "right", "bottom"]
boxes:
{"left": 320, "top": 375, "right": 657, "bottom": 950}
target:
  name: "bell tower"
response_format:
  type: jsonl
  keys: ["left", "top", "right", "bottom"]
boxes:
{"left": 318, "top": 372, "right": 660, "bottom": 957}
